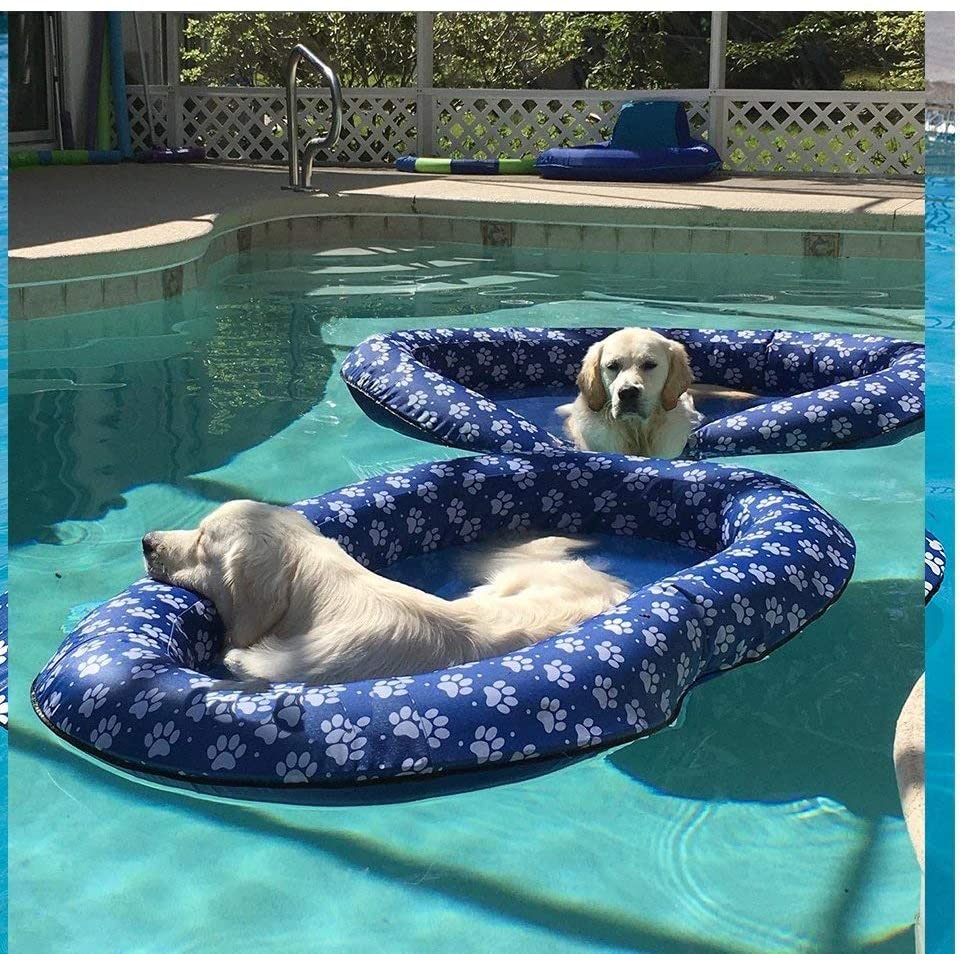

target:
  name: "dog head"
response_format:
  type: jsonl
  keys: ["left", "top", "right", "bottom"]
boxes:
{"left": 142, "top": 500, "right": 307, "bottom": 648}
{"left": 576, "top": 328, "right": 692, "bottom": 419}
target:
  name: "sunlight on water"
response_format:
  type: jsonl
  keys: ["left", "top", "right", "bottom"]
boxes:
{"left": 9, "top": 242, "right": 923, "bottom": 952}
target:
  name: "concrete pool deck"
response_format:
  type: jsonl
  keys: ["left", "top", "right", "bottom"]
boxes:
{"left": 8, "top": 163, "right": 924, "bottom": 318}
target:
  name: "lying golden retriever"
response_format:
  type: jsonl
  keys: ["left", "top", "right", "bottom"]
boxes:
{"left": 143, "top": 501, "right": 629, "bottom": 684}
{"left": 558, "top": 328, "right": 703, "bottom": 458}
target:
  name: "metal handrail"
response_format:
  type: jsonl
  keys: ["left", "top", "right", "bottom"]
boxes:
{"left": 285, "top": 43, "right": 343, "bottom": 191}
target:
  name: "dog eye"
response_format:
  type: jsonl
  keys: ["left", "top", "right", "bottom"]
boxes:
{"left": 605, "top": 360, "right": 620, "bottom": 371}
{"left": 642, "top": 360, "right": 658, "bottom": 371}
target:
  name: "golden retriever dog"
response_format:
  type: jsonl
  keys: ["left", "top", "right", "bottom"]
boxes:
{"left": 142, "top": 501, "right": 629, "bottom": 684}
{"left": 558, "top": 328, "right": 702, "bottom": 458}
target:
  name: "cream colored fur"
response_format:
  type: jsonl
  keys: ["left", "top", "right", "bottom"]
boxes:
{"left": 143, "top": 501, "right": 629, "bottom": 684}
{"left": 558, "top": 328, "right": 703, "bottom": 458}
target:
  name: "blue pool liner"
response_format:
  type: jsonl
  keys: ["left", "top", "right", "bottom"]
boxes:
{"left": 32, "top": 453, "right": 855, "bottom": 802}
{"left": 536, "top": 101, "right": 722, "bottom": 182}
{"left": 341, "top": 327, "right": 924, "bottom": 460}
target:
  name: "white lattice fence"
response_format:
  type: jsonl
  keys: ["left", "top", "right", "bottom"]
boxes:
{"left": 434, "top": 89, "right": 710, "bottom": 159}
{"left": 128, "top": 86, "right": 924, "bottom": 175}
{"left": 724, "top": 92, "right": 926, "bottom": 176}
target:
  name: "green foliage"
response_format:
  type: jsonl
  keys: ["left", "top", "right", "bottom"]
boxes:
{"left": 726, "top": 12, "right": 924, "bottom": 90}
{"left": 182, "top": 12, "right": 923, "bottom": 91}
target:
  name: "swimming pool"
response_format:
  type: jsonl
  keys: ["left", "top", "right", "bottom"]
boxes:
{"left": 924, "top": 144, "right": 954, "bottom": 953}
{"left": 10, "top": 241, "right": 923, "bottom": 951}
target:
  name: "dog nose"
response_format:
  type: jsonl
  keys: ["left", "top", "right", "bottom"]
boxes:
{"left": 618, "top": 385, "right": 640, "bottom": 400}
{"left": 142, "top": 534, "right": 156, "bottom": 557}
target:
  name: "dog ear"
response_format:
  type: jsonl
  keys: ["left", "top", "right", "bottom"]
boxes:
{"left": 662, "top": 341, "right": 693, "bottom": 410}
{"left": 577, "top": 342, "right": 607, "bottom": 412}
{"left": 222, "top": 537, "right": 291, "bottom": 649}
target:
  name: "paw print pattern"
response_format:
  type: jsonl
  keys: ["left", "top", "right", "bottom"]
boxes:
{"left": 208, "top": 734, "right": 246, "bottom": 771}
{"left": 34, "top": 445, "right": 856, "bottom": 788}
{"left": 277, "top": 752, "right": 318, "bottom": 783}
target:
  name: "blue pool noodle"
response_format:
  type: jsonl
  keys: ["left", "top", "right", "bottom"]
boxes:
{"left": 107, "top": 12, "right": 132, "bottom": 158}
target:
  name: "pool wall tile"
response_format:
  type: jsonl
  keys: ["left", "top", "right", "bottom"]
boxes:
{"left": 9, "top": 210, "right": 925, "bottom": 319}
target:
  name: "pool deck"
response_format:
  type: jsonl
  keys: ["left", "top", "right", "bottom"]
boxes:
{"left": 10, "top": 163, "right": 923, "bottom": 285}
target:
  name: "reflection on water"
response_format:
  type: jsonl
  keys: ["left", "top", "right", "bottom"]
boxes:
{"left": 10, "top": 298, "right": 337, "bottom": 542}
{"left": 9, "top": 241, "right": 924, "bottom": 953}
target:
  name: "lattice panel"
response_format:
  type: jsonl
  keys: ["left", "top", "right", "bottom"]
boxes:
{"left": 128, "top": 87, "right": 923, "bottom": 176}
{"left": 435, "top": 93, "right": 710, "bottom": 159}
{"left": 725, "top": 97, "right": 925, "bottom": 176}
{"left": 177, "top": 87, "right": 417, "bottom": 165}
{"left": 127, "top": 89, "right": 171, "bottom": 151}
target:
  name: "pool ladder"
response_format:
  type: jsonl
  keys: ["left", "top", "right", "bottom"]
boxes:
{"left": 284, "top": 44, "right": 343, "bottom": 192}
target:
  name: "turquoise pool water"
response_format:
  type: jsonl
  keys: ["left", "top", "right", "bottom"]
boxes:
{"left": 925, "top": 158, "right": 954, "bottom": 952}
{"left": 10, "top": 242, "right": 923, "bottom": 952}
{"left": 1, "top": 29, "right": 11, "bottom": 946}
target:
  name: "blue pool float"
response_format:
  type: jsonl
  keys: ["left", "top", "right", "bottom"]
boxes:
{"left": 925, "top": 532, "right": 946, "bottom": 604}
{"left": 1, "top": 594, "right": 7, "bottom": 729}
{"left": 341, "top": 327, "right": 925, "bottom": 460}
{"left": 32, "top": 454, "right": 855, "bottom": 802}
{"left": 536, "top": 101, "right": 722, "bottom": 182}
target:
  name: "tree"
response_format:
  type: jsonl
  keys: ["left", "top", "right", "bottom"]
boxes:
{"left": 181, "top": 12, "right": 923, "bottom": 92}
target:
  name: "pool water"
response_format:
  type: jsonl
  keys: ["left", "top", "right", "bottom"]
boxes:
{"left": 9, "top": 242, "right": 923, "bottom": 952}
{"left": 925, "top": 161, "right": 954, "bottom": 953}
{"left": 1, "top": 29, "right": 9, "bottom": 948}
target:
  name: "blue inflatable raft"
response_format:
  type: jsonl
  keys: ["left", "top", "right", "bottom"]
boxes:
{"left": 341, "top": 327, "right": 924, "bottom": 460}
{"left": 33, "top": 454, "right": 855, "bottom": 802}
{"left": 536, "top": 101, "right": 722, "bottom": 182}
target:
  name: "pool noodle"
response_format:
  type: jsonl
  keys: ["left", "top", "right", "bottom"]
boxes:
{"left": 107, "top": 12, "right": 132, "bottom": 158}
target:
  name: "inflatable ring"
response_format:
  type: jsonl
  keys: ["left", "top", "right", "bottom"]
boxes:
{"left": 341, "top": 327, "right": 924, "bottom": 459}
{"left": 925, "top": 532, "right": 946, "bottom": 604}
{"left": 33, "top": 453, "right": 855, "bottom": 803}
{"left": 1, "top": 593, "right": 7, "bottom": 729}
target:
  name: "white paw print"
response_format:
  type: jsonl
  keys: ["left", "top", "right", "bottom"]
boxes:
{"left": 651, "top": 602, "right": 679, "bottom": 623}
{"left": 642, "top": 626, "right": 667, "bottom": 655}
{"left": 576, "top": 719, "right": 603, "bottom": 748}
{"left": 501, "top": 654, "right": 534, "bottom": 672}
{"left": 128, "top": 687, "right": 166, "bottom": 719}
{"left": 145, "top": 721, "right": 180, "bottom": 757}
{"left": 592, "top": 675, "right": 618, "bottom": 709}
{"left": 78, "top": 683, "right": 110, "bottom": 717}
{"left": 596, "top": 641, "right": 624, "bottom": 669}
{"left": 78, "top": 654, "right": 111, "bottom": 678}
{"left": 640, "top": 659, "right": 661, "bottom": 694}
{"left": 276, "top": 751, "right": 318, "bottom": 782}
{"left": 389, "top": 705, "right": 420, "bottom": 739}
{"left": 470, "top": 726, "right": 504, "bottom": 763}
{"left": 321, "top": 714, "right": 369, "bottom": 765}
{"left": 483, "top": 680, "right": 517, "bottom": 714}
{"left": 555, "top": 636, "right": 586, "bottom": 654}
{"left": 208, "top": 733, "right": 246, "bottom": 771}
{"left": 369, "top": 676, "right": 414, "bottom": 699}
{"left": 537, "top": 697, "right": 567, "bottom": 733}
{"left": 90, "top": 715, "right": 121, "bottom": 751}
{"left": 602, "top": 618, "right": 632, "bottom": 636}
{"left": 625, "top": 699, "right": 647, "bottom": 729}
{"left": 544, "top": 659, "right": 574, "bottom": 688}
{"left": 437, "top": 673, "right": 473, "bottom": 697}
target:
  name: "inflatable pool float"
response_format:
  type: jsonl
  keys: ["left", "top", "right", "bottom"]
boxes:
{"left": 33, "top": 454, "right": 854, "bottom": 802}
{"left": 925, "top": 532, "right": 946, "bottom": 604}
{"left": 1, "top": 593, "right": 7, "bottom": 729}
{"left": 395, "top": 156, "right": 535, "bottom": 175}
{"left": 341, "top": 327, "right": 924, "bottom": 460}
{"left": 536, "top": 100, "right": 721, "bottom": 182}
